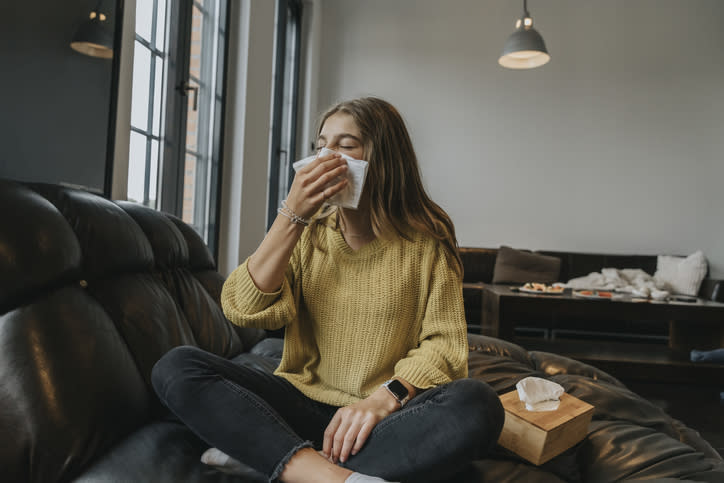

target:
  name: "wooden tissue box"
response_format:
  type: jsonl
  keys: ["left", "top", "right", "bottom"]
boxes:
{"left": 497, "top": 390, "right": 594, "bottom": 465}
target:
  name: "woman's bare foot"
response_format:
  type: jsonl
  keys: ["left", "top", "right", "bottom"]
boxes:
{"left": 280, "top": 447, "right": 352, "bottom": 483}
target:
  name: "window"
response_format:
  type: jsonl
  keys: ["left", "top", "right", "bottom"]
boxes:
{"left": 268, "top": 0, "right": 303, "bottom": 228}
{"left": 128, "top": 0, "right": 229, "bottom": 257}
{"left": 129, "top": 0, "right": 167, "bottom": 208}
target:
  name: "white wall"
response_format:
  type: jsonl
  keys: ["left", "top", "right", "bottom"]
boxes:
{"left": 111, "top": 0, "right": 135, "bottom": 200}
{"left": 218, "top": 0, "right": 276, "bottom": 276}
{"left": 313, "top": 0, "right": 724, "bottom": 278}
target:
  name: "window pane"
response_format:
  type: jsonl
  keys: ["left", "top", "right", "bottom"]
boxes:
{"left": 131, "top": 42, "right": 151, "bottom": 129}
{"left": 128, "top": 131, "right": 148, "bottom": 203}
{"left": 182, "top": 153, "right": 199, "bottom": 224}
{"left": 156, "top": 0, "right": 168, "bottom": 51}
{"left": 152, "top": 55, "right": 163, "bottom": 136}
{"left": 135, "top": 0, "right": 154, "bottom": 43}
{"left": 190, "top": 4, "right": 204, "bottom": 80}
{"left": 149, "top": 139, "right": 159, "bottom": 206}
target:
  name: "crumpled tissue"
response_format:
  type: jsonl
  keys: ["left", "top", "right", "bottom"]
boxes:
{"left": 516, "top": 376, "right": 565, "bottom": 411}
{"left": 292, "top": 147, "right": 369, "bottom": 209}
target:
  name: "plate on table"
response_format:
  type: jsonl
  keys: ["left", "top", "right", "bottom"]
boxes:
{"left": 572, "top": 290, "right": 614, "bottom": 299}
{"left": 518, "top": 283, "right": 565, "bottom": 295}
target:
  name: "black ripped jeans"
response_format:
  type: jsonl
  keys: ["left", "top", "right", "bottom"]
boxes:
{"left": 151, "top": 346, "right": 504, "bottom": 482}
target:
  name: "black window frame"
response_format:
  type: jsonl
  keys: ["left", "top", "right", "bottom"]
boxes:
{"left": 130, "top": 0, "right": 166, "bottom": 207}
{"left": 128, "top": 0, "right": 230, "bottom": 261}
{"left": 268, "top": 0, "right": 303, "bottom": 229}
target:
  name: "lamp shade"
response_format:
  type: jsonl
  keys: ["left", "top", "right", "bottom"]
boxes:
{"left": 499, "top": 24, "right": 549, "bottom": 69}
{"left": 70, "top": 15, "right": 114, "bottom": 59}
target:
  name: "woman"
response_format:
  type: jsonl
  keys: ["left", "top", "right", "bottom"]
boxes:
{"left": 152, "top": 97, "right": 504, "bottom": 483}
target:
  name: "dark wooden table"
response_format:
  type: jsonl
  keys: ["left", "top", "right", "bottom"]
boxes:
{"left": 479, "top": 284, "right": 724, "bottom": 384}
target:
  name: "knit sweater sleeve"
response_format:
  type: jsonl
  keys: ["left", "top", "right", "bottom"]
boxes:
{"left": 220, "top": 244, "right": 300, "bottom": 330}
{"left": 394, "top": 244, "right": 468, "bottom": 389}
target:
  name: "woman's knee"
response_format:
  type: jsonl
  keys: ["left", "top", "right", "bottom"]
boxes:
{"left": 151, "top": 345, "right": 205, "bottom": 397}
{"left": 447, "top": 379, "right": 505, "bottom": 443}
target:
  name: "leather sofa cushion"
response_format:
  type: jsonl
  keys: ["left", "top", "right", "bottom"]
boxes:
{"left": 75, "top": 421, "right": 266, "bottom": 483}
{"left": 492, "top": 246, "right": 561, "bottom": 284}
{"left": 0, "top": 287, "right": 150, "bottom": 483}
{"left": 467, "top": 333, "right": 724, "bottom": 482}
{"left": 0, "top": 181, "right": 82, "bottom": 313}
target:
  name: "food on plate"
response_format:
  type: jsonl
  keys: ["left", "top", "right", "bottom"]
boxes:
{"left": 573, "top": 290, "right": 613, "bottom": 299}
{"left": 521, "top": 282, "right": 564, "bottom": 294}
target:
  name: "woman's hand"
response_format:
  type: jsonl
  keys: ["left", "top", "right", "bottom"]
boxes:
{"left": 322, "top": 386, "right": 400, "bottom": 464}
{"left": 286, "top": 151, "right": 349, "bottom": 220}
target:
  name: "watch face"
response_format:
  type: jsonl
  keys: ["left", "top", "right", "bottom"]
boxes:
{"left": 387, "top": 379, "right": 408, "bottom": 399}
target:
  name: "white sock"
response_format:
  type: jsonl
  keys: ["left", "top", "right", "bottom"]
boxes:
{"left": 345, "top": 471, "right": 399, "bottom": 483}
{"left": 200, "top": 447, "right": 246, "bottom": 475}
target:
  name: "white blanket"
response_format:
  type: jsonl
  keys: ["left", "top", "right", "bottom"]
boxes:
{"left": 564, "top": 268, "right": 670, "bottom": 300}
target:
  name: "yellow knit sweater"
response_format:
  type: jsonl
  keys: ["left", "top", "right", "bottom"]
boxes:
{"left": 220, "top": 217, "right": 468, "bottom": 407}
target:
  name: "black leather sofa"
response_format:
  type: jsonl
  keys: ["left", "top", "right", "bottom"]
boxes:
{"left": 2, "top": 179, "right": 723, "bottom": 482}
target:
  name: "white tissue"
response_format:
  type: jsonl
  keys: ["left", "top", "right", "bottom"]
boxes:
{"left": 516, "top": 377, "right": 565, "bottom": 412}
{"left": 292, "top": 147, "right": 369, "bottom": 209}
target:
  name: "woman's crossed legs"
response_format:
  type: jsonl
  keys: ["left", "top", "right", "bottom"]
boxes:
{"left": 151, "top": 346, "right": 503, "bottom": 482}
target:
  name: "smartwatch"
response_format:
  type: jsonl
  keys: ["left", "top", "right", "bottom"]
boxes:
{"left": 382, "top": 379, "right": 410, "bottom": 407}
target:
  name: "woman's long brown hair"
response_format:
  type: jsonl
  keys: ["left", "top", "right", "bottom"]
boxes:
{"left": 311, "top": 97, "right": 463, "bottom": 278}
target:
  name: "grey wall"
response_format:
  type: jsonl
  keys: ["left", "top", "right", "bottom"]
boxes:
{"left": 217, "top": 0, "right": 277, "bottom": 276}
{"left": 314, "top": 0, "right": 724, "bottom": 278}
{"left": 0, "top": 0, "right": 118, "bottom": 194}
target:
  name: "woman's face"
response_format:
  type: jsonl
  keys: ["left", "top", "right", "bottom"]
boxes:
{"left": 316, "top": 112, "right": 365, "bottom": 160}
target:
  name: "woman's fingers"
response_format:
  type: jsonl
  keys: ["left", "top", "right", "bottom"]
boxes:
{"left": 308, "top": 163, "right": 348, "bottom": 191}
{"left": 339, "top": 420, "right": 363, "bottom": 463}
{"left": 297, "top": 151, "right": 343, "bottom": 175}
{"left": 352, "top": 420, "right": 376, "bottom": 456}
{"left": 330, "top": 411, "right": 353, "bottom": 463}
{"left": 286, "top": 155, "right": 348, "bottom": 219}
{"left": 322, "top": 412, "right": 342, "bottom": 458}
{"left": 323, "top": 405, "right": 387, "bottom": 464}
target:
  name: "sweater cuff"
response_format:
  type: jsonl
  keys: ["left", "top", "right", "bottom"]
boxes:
{"left": 394, "top": 361, "right": 449, "bottom": 391}
{"left": 224, "top": 260, "right": 282, "bottom": 313}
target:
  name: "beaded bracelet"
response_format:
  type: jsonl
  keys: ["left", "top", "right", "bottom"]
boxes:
{"left": 277, "top": 200, "right": 310, "bottom": 226}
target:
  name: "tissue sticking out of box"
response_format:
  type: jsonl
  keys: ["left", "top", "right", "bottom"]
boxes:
{"left": 516, "top": 377, "right": 565, "bottom": 412}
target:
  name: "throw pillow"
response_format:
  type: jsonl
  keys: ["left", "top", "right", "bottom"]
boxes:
{"left": 492, "top": 246, "right": 562, "bottom": 284}
{"left": 653, "top": 250, "right": 708, "bottom": 297}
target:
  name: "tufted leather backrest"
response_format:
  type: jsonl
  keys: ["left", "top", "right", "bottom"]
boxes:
{"left": 0, "top": 179, "right": 263, "bottom": 482}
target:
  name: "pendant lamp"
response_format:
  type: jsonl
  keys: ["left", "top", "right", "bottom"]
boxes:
{"left": 498, "top": 0, "right": 550, "bottom": 69}
{"left": 70, "top": 1, "right": 114, "bottom": 59}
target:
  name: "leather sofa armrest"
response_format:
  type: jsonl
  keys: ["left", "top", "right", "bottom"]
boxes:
{"left": 698, "top": 278, "right": 723, "bottom": 302}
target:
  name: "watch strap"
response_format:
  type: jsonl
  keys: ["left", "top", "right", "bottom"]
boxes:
{"left": 382, "top": 379, "right": 410, "bottom": 407}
